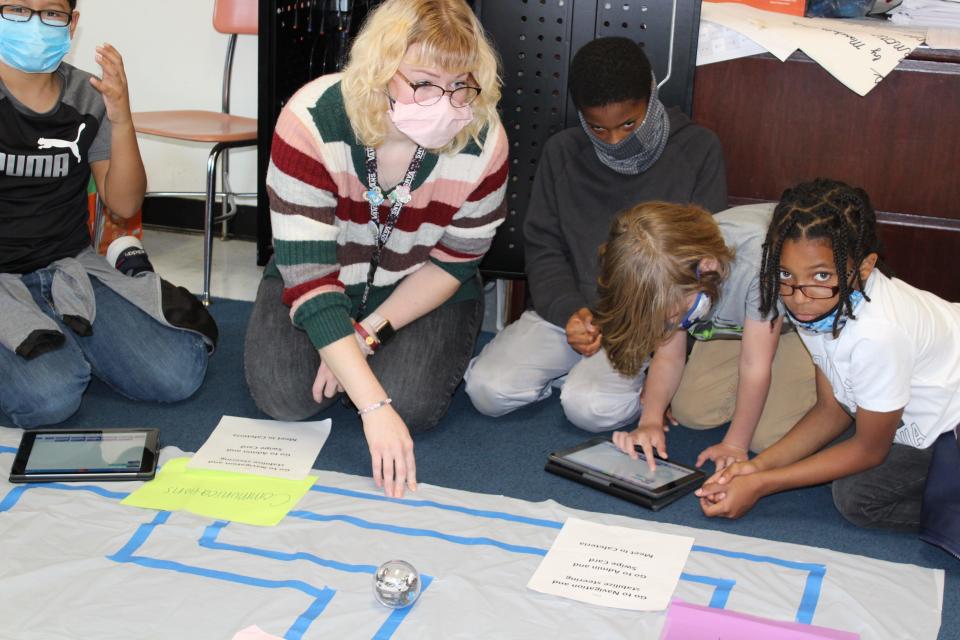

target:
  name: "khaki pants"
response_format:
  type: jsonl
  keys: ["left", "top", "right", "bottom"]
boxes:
{"left": 670, "top": 332, "right": 817, "bottom": 453}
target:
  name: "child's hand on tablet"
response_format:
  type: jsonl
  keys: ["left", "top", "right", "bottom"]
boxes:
{"left": 613, "top": 422, "right": 668, "bottom": 472}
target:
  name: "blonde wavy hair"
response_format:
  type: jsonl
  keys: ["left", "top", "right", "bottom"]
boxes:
{"left": 340, "top": 0, "right": 502, "bottom": 154}
{"left": 595, "top": 202, "right": 734, "bottom": 377}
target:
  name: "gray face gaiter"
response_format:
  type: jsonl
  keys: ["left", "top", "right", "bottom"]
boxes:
{"left": 578, "top": 76, "right": 670, "bottom": 175}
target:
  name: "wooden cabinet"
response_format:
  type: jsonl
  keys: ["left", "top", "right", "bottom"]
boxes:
{"left": 692, "top": 49, "right": 960, "bottom": 301}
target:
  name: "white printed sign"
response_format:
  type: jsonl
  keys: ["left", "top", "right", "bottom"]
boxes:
{"left": 187, "top": 416, "right": 331, "bottom": 480}
{"left": 527, "top": 518, "right": 695, "bottom": 611}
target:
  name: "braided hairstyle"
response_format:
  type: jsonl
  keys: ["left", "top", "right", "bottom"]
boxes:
{"left": 759, "top": 178, "right": 883, "bottom": 336}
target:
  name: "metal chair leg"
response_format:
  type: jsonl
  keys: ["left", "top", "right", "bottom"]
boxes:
{"left": 92, "top": 194, "right": 105, "bottom": 251}
{"left": 204, "top": 139, "right": 255, "bottom": 306}
{"left": 204, "top": 144, "right": 225, "bottom": 305}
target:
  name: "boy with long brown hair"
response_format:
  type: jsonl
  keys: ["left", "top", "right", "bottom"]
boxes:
{"left": 597, "top": 202, "right": 815, "bottom": 471}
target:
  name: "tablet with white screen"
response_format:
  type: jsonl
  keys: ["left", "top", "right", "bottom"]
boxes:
{"left": 10, "top": 428, "right": 159, "bottom": 483}
{"left": 546, "top": 438, "right": 704, "bottom": 510}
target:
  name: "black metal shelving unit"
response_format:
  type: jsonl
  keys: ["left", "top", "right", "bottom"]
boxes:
{"left": 257, "top": 0, "right": 702, "bottom": 277}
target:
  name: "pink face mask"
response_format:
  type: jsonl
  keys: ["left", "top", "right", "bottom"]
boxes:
{"left": 387, "top": 96, "right": 474, "bottom": 150}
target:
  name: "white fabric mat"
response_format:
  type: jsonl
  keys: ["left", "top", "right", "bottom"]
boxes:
{"left": 0, "top": 428, "right": 943, "bottom": 639}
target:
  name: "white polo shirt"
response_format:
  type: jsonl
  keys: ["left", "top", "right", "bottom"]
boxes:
{"left": 798, "top": 270, "right": 960, "bottom": 448}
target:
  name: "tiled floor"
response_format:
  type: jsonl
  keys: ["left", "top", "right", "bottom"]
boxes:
{"left": 142, "top": 228, "right": 263, "bottom": 302}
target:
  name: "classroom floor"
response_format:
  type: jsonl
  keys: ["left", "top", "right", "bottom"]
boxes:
{"left": 141, "top": 228, "right": 262, "bottom": 303}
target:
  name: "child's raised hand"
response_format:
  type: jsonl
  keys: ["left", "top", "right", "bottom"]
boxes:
{"left": 565, "top": 307, "right": 602, "bottom": 357}
{"left": 613, "top": 422, "right": 668, "bottom": 473}
{"left": 89, "top": 44, "right": 133, "bottom": 126}
{"left": 695, "top": 441, "right": 748, "bottom": 471}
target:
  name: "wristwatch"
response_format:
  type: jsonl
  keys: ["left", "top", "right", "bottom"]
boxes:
{"left": 372, "top": 316, "right": 396, "bottom": 346}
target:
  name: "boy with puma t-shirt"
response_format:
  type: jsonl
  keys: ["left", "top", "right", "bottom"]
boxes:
{"left": 0, "top": 0, "right": 215, "bottom": 427}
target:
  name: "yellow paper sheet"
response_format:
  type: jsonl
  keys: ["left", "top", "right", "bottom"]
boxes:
{"left": 121, "top": 457, "right": 316, "bottom": 526}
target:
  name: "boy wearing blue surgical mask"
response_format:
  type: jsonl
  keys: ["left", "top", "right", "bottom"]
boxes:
{"left": 697, "top": 180, "right": 960, "bottom": 558}
{"left": 466, "top": 38, "right": 732, "bottom": 436}
{"left": 0, "top": 1, "right": 215, "bottom": 428}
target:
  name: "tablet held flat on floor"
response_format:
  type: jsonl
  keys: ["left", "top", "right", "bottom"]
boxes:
{"left": 546, "top": 438, "right": 705, "bottom": 511}
{"left": 10, "top": 428, "right": 160, "bottom": 483}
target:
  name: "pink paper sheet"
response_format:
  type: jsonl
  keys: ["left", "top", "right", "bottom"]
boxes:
{"left": 231, "top": 625, "right": 283, "bottom": 640}
{"left": 660, "top": 600, "right": 860, "bottom": 640}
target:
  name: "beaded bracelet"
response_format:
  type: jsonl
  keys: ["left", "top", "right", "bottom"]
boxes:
{"left": 358, "top": 398, "right": 392, "bottom": 416}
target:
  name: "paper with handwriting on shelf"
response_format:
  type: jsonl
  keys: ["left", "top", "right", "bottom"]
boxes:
{"left": 527, "top": 518, "right": 694, "bottom": 611}
{"left": 187, "top": 416, "right": 331, "bottom": 480}
{"left": 660, "top": 599, "right": 860, "bottom": 639}
{"left": 702, "top": 2, "right": 925, "bottom": 95}
{"left": 121, "top": 457, "right": 316, "bottom": 526}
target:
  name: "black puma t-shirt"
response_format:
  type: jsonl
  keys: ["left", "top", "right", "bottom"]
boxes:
{"left": 0, "top": 62, "right": 112, "bottom": 274}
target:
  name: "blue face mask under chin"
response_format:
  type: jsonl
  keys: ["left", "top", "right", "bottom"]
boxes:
{"left": 0, "top": 16, "right": 71, "bottom": 74}
{"left": 787, "top": 290, "right": 865, "bottom": 335}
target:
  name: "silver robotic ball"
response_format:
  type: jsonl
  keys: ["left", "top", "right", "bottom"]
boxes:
{"left": 373, "top": 560, "right": 422, "bottom": 609}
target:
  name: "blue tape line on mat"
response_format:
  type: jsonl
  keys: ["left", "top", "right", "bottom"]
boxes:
{"left": 290, "top": 510, "right": 549, "bottom": 556}
{"left": 201, "top": 520, "right": 381, "bottom": 575}
{"left": 691, "top": 544, "right": 825, "bottom": 623}
{"left": 4, "top": 473, "right": 823, "bottom": 625}
{"left": 0, "top": 483, "right": 129, "bottom": 512}
{"left": 109, "top": 515, "right": 336, "bottom": 640}
{"left": 0, "top": 446, "right": 18, "bottom": 454}
{"left": 680, "top": 572, "right": 736, "bottom": 609}
{"left": 290, "top": 509, "right": 742, "bottom": 612}
{"left": 0, "top": 486, "right": 28, "bottom": 512}
{"left": 284, "top": 592, "right": 337, "bottom": 640}
{"left": 795, "top": 568, "right": 826, "bottom": 624}
{"left": 203, "top": 521, "right": 432, "bottom": 640}
{"left": 109, "top": 511, "right": 171, "bottom": 558}
{"left": 308, "top": 482, "right": 821, "bottom": 620}
{"left": 310, "top": 484, "right": 563, "bottom": 529}
{"left": 373, "top": 574, "right": 433, "bottom": 640}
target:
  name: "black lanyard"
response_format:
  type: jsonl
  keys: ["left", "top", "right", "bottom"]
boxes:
{"left": 357, "top": 145, "right": 426, "bottom": 319}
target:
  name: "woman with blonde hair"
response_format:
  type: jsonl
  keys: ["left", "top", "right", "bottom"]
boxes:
{"left": 596, "top": 202, "right": 816, "bottom": 472}
{"left": 245, "top": 0, "right": 508, "bottom": 498}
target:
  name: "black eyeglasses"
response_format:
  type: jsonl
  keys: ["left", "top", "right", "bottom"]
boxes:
{"left": 396, "top": 70, "right": 481, "bottom": 108}
{"left": 778, "top": 283, "right": 840, "bottom": 299}
{"left": 0, "top": 4, "right": 73, "bottom": 27}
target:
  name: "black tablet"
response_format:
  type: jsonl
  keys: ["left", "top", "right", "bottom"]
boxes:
{"left": 546, "top": 438, "right": 705, "bottom": 511}
{"left": 10, "top": 428, "right": 160, "bottom": 483}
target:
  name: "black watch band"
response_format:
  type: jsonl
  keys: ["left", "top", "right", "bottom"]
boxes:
{"left": 374, "top": 319, "right": 396, "bottom": 346}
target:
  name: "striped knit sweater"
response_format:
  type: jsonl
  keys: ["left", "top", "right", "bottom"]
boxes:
{"left": 266, "top": 73, "right": 509, "bottom": 350}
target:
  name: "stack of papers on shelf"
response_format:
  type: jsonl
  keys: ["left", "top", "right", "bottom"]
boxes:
{"left": 890, "top": 0, "right": 960, "bottom": 47}
{"left": 700, "top": 2, "right": 926, "bottom": 94}
{"left": 892, "top": 0, "right": 960, "bottom": 27}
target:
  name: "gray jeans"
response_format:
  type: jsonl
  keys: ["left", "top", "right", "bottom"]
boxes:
{"left": 464, "top": 310, "right": 644, "bottom": 431}
{"left": 832, "top": 442, "right": 934, "bottom": 532}
{"left": 244, "top": 275, "right": 483, "bottom": 433}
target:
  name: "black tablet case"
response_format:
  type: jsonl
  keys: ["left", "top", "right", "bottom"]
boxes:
{"left": 544, "top": 460, "right": 702, "bottom": 512}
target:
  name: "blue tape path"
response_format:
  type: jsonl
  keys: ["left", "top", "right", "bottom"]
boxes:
{"left": 0, "top": 468, "right": 824, "bottom": 625}
{"left": 108, "top": 512, "right": 337, "bottom": 640}
{"left": 202, "top": 521, "right": 438, "bottom": 640}
{"left": 311, "top": 484, "right": 563, "bottom": 529}
{"left": 309, "top": 485, "right": 825, "bottom": 622}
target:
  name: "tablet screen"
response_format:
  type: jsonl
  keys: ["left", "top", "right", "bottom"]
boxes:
{"left": 562, "top": 441, "right": 693, "bottom": 492}
{"left": 25, "top": 431, "right": 148, "bottom": 474}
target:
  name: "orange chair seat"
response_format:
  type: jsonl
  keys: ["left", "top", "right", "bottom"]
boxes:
{"left": 132, "top": 110, "right": 257, "bottom": 143}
